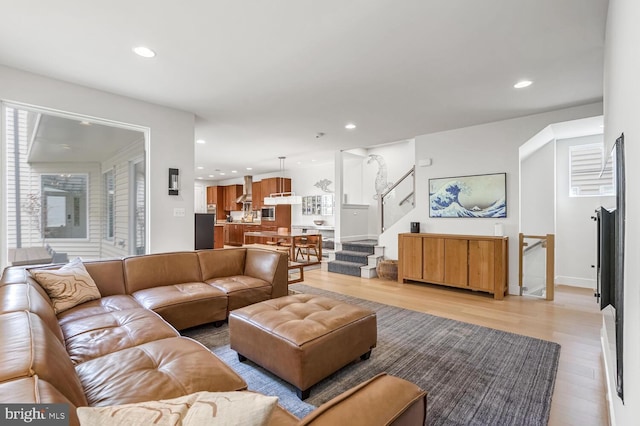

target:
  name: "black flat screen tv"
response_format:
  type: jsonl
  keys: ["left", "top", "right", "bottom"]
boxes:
{"left": 597, "top": 133, "right": 625, "bottom": 401}
{"left": 613, "top": 133, "right": 625, "bottom": 401}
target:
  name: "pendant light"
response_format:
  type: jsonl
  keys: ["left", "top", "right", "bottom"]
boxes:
{"left": 263, "top": 157, "right": 302, "bottom": 205}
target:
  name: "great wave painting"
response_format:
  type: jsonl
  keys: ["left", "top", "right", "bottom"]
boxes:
{"left": 429, "top": 173, "right": 506, "bottom": 218}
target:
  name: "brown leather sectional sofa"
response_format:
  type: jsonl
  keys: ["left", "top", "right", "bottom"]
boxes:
{"left": 0, "top": 248, "right": 427, "bottom": 425}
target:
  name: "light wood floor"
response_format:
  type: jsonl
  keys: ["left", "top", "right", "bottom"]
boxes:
{"left": 300, "top": 269, "right": 609, "bottom": 426}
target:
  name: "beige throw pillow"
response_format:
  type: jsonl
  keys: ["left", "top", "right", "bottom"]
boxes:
{"left": 76, "top": 391, "right": 278, "bottom": 426}
{"left": 31, "top": 257, "right": 101, "bottom": 314}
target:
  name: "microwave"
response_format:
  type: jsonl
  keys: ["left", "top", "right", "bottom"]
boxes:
{"left": 261, "top": 206, "right": 276, "bottom": 221}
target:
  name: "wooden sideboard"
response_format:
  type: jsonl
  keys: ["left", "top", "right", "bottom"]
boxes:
{"left": 398, "top": 233, "right": 508, "bottom": 299}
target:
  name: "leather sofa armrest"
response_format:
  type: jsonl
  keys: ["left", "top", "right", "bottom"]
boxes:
{"left": 298, "top": 373, "right": 427, "bottom": 426}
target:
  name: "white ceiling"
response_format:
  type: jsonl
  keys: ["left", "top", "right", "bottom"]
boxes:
{"left": 27, "top": 113, "right": 143, "bottom": 163}
{"left": 0, "top": 0, "right": 608, "bottom": 178}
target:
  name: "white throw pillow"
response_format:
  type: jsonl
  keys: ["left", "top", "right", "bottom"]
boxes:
{"left": 31, "top": 257, "right": 101, "bottom": 314}
{"left": 76, "top": 391, "right": 278, "bottom": 426}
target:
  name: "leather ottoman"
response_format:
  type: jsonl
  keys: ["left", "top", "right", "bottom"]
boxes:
{"left": 229, "top": 293, "right": 377, "bottom": 399}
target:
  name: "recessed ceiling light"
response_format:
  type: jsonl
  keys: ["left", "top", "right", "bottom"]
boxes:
{"left": 197, "top": 177, "right": 203, "bottom": 180}
{"left": 208, "top": 175, "right": 214, "bottom": 178}
{"left": 231, "top": 170, "right": 237, "bottom": 173}
{"left": 132, "top": 46, "right": 156, "bottom": 58}
{"left": 246, "top": 167, "right": 253, "bottom": 171}
{"left": 220, "top": 172, "right": 226, "bottom": 176}
{"left": 345, "top": 123, "right": 357, "bottom": 130}
{"left": 197, "top": 166, "right": 204, "bottom": 170}
{"left": 196, "top": 139, "right": 206, "bottom": 144}
{"left": 514, "top": 80, "right": 533, "bottom": 89}
{"left": 79, "top": 121, "right": 91, "bottom": 126}
{"left": 311, "top": 159, "right": 316, "bottom": 162}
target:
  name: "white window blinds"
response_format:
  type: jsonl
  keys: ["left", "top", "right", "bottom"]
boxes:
{"left": 569, "top": 143, "right": 614, "bottom": 197}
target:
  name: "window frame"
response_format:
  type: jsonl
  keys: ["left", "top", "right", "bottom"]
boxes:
{"left": 569, "top": 142, "right": 615, "bottom": 198}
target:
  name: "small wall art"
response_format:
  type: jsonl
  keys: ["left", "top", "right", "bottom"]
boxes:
{"left": 429, "top": 173, "right": 506, "bottom": 218}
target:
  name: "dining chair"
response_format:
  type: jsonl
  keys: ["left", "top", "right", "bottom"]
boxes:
{"left": 295, "top": 235, "right": 320, "bottom": 262}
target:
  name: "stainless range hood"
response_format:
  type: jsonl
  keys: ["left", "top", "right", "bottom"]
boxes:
{"left": 236, "top": 176, "right": 253, "bottom": 203}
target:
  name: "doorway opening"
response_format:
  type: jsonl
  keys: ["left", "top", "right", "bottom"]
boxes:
{"left": 2, "top": 102, "right": 148, "bottom": 268}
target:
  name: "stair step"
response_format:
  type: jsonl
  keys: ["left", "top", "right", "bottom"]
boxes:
{"left": 335, "top": 250, "right": 370, "bottom": 263}
{"left": 360, "top": 264, "right": 378, "bottom": 279}
{"left": 328, "top": 260, "right": 363, "bottom": 277}
{"left": 341, "top": 240, "right": 377, "bottom": 254}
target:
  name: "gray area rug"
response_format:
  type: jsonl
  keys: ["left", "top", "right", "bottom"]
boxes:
{"left": 183, "top": 284, "right": 560, "bottom": 425}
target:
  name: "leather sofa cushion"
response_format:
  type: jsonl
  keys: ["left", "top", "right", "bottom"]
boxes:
{"left": 197, "top": 249, "right": 246, "bottom": 281}
{"left": 207, "top": 276, "right": 272, "bottom": 311}
{"left": 132, "top": 283, "right": 228, "bottom": 330}
{"left": 61, "top": 308, "right": 179, "bottom": 365}
{"left": 76, "top": 337, "right": 247, "bottom": 407}
{"left": 0, "top": 311, "right": 88, "bottom": 408}
{"left": 124, "top": 252, "right": 202, "bottom": 293}
{"left": 244, "top": 249, "right": 286, "bottom": 287}
{"left": 0, "top": 283, "right": 64, "bottom": 343}
{"left": 0, "top": 376, "right": 80, "bottom": 426}
{"left": 83, "top": 260, "right": 126, "bottom": 296}
{"left": 57, "top": 295, "right": 142, "bottom": 326}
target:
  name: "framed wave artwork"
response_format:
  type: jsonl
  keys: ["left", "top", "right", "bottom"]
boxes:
{"left": 429, "top": 173, "right": 506, "bottom": 218}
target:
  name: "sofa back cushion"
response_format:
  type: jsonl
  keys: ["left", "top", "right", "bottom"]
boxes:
{"left": 197, "top": 249, "right": 246, "bottom": 281}
{"left": 83, "top": 260, "right": 126, "bottom": 296}
{"left": 244, "top": 249, "right": 288, "bottom": 297}
{"left": 0, "top": 283, "right": 64, "bottom": 343}
{"left": 124, "top": 252, "right": 202, "bottom": 294}
{"left": 0, "top": 311, "right": 88, "bottom": 408}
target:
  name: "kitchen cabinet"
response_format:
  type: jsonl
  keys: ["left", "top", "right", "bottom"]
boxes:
{"left": 274, "top": 204, "right": 292, "bottom": 229}
{"left": 252, "top": 180, "right": 262, "bottom": 210}
{"left": 206, "top": 186, "right": 225, "bottom": 218}
{"left": 398, "top": 233, "right": 508, "bottom": 299}
{"left": 224, "top": 185, "right": 243, "bottom": 211}
{"left": 261, "top": 177, "right": 291, "bottom": 200}
{"left": 224, "top": 223, "right": 244, "bottom": 246}
{"left": 214, "top": 225, "right": 224, "bottom": 249}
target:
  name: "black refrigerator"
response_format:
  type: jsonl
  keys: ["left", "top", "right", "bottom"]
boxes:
{"left": 195, "top": 213, "right": 216, "bottom": 250}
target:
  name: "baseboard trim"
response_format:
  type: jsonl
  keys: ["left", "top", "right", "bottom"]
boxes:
{"left": 555, "top": 275, "right": 594, "bottom": 288}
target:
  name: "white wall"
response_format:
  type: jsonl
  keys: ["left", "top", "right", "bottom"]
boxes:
{"left": 555, "top": 135, "right": 613, "bottom": 288}
{"left": 379, "top": 102, "right": 604, "bottom": 297}
{"left": 0, "top": 65, "right": 195, "bottom": 267}
{"left": 602, "top": 0, "right": 640, "bottom": 423}
{"left": 343, "top": 151, "right": 365, "bottom": 205}
{"left": 290, "top": 162, "right": 335, "bottom": 227}
{"left": 520, "top": 140, "right": 555, "bottom": 235}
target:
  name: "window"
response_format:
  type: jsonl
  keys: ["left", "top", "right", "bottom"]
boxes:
{"left": 41, "top": 174, "right": 88, "bottom": 238}
{"left": 569, "top": 143, "right": 614, "bottom": 197}
{"left": 104, "top": 169, "right": 115, "bottom": 240}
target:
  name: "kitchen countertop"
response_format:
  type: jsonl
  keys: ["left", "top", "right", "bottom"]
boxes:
{"left": 217, "top": 221, "right": 262, "bottom": 225}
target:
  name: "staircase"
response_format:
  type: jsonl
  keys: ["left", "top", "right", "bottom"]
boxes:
{"left": 327, "top": 240, "right": 380, "bottom": 278}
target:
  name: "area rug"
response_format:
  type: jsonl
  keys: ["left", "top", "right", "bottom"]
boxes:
{"left": 183, "top": 284, "right": 560, "bottom": 425}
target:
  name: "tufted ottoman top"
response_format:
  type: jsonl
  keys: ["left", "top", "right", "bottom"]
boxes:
{"left": 229, "top": 293, "right": 375, "bottom": 347}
